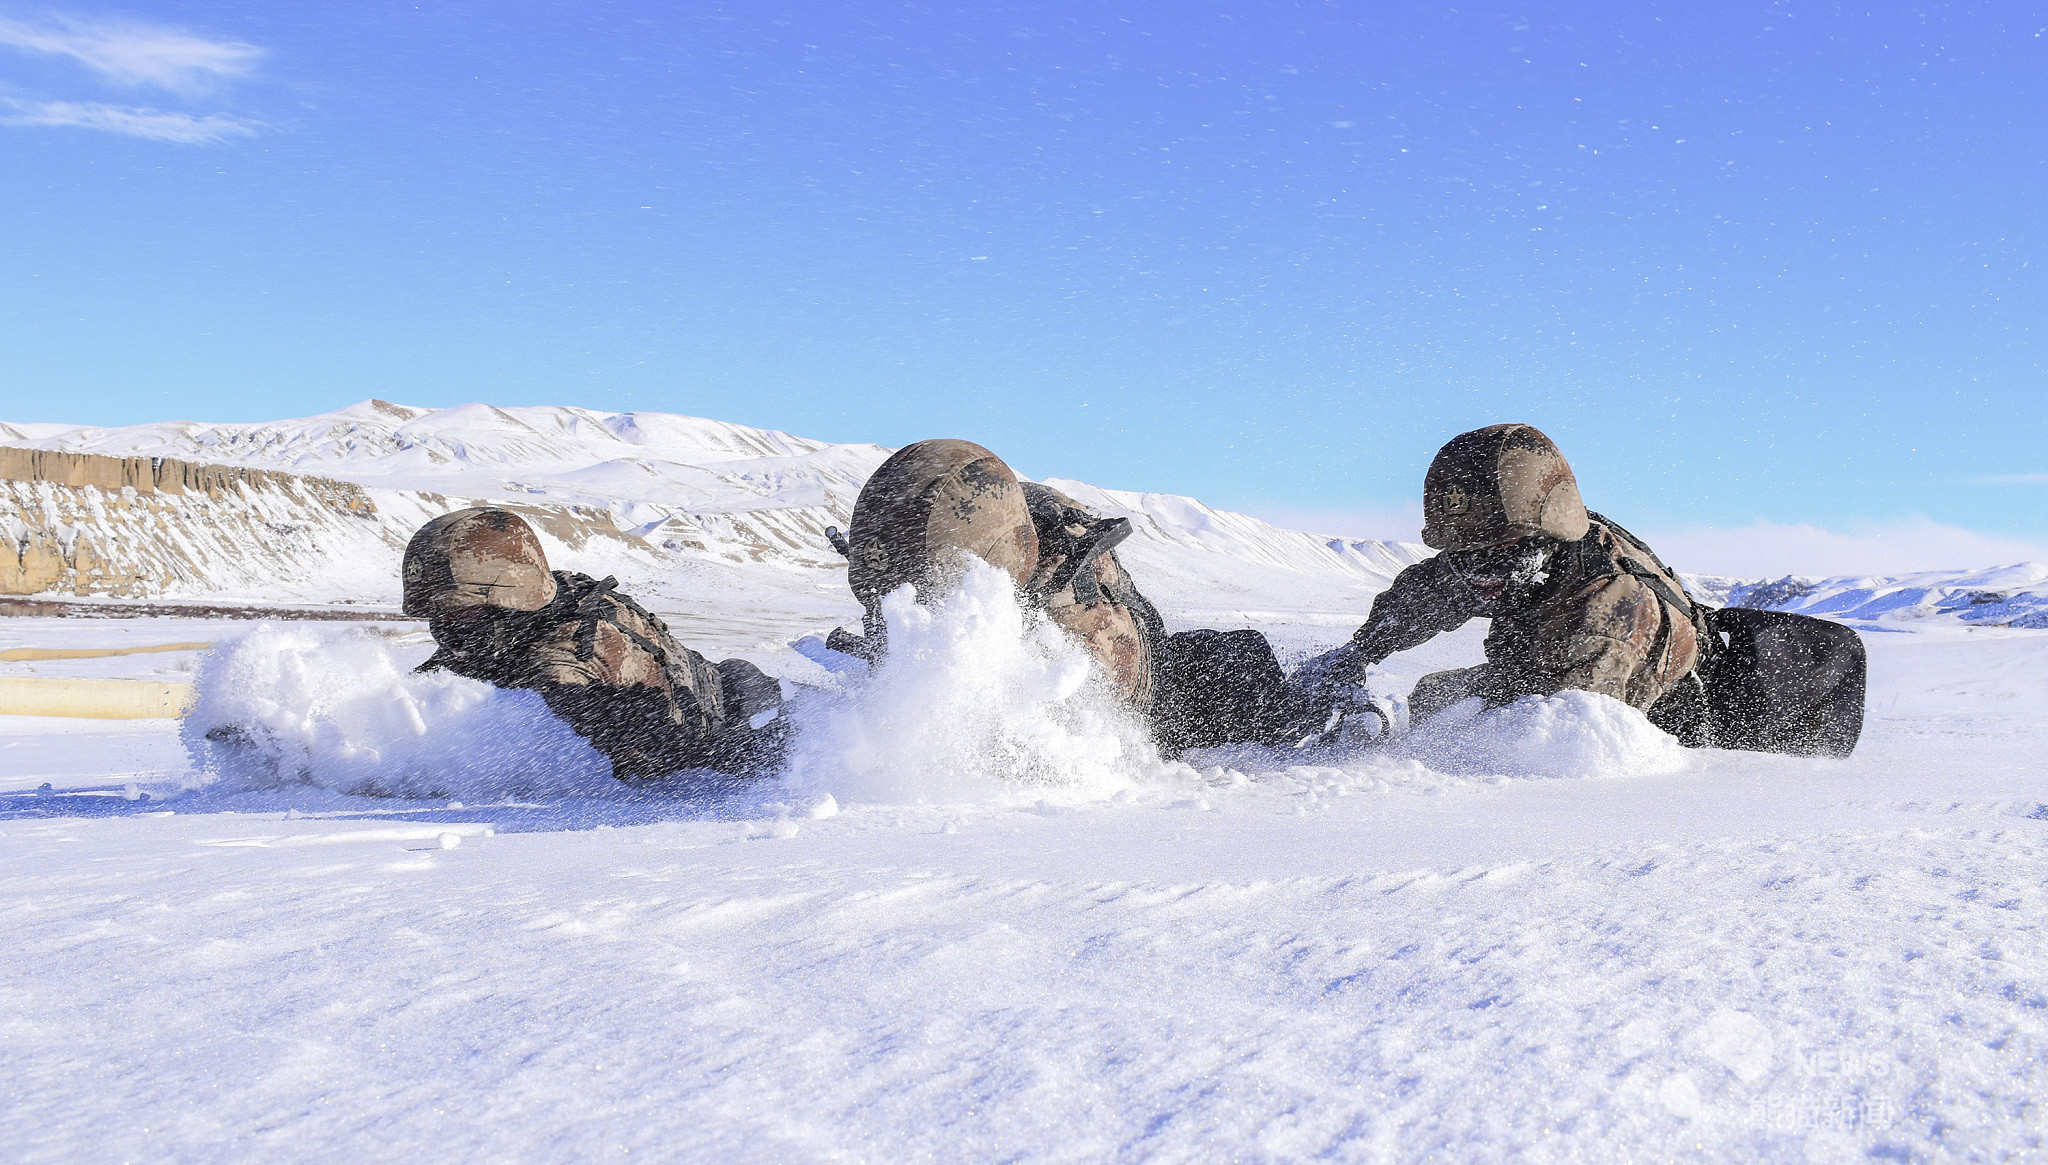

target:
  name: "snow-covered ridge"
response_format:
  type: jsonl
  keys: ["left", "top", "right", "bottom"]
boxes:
{"left": 0, "top": 401, "right": 1429, "bottom": 636}
{"left": 14, "top": 399, "right": 2048, "bottom": 636}
{"left": 9, "top": 399, "right": 887, "bottom": 523}
{"left": 1711, "top": 563, "right": 2048, "bottom": 629}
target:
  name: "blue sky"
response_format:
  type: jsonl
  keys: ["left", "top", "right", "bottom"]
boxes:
{"left": 2, "top": 2, "right": 2044, "bottom": 569}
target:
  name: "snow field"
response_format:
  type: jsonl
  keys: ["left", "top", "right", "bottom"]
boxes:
{"left": 4, "top": 609, "right": 2048, "bottom": 1160}
{"left": 3, "top": 766, "right": 2044, "bottom": 1162}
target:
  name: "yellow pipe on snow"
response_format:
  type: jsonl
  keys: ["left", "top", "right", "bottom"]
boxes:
{"left": 0, "top": 642, "right": 213, "bottom": 662}
{"left": 0, "top": 677, "right": 197, "bottom": 719}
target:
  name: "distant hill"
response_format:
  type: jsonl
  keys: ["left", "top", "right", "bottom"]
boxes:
{"left": 11, "top": 400, "right": 2043, "bottom": 647}
{"left": 1703, "top": 564, "right": 2048, "bottom": 630}
{"left": 0, "top": 401, "right": 1431, "bottom": 654}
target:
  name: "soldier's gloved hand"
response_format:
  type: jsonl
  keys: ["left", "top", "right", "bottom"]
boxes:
{"left": 1279, "top": 645, "right": 1388, "bottom": 746}
{"left": 1317, "top": 668, "right": 1398, "bottom": 744}
{"left": 1353, "top": 667, "right": 1404, "bottom": 738}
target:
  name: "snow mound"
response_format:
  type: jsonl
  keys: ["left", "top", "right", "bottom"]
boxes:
{"left": 181, "top": 625, "right": 619, "bottom": 799}
{"left": 1394, "top": 690, "right": 1689, "bottom": 780}
{"left": 781, "top": 563, "right": 1164, "bottom": 804}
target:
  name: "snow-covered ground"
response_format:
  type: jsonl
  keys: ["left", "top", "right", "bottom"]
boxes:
{"left": 4, "top": 587, "right": 2046, "bottom": 1162}
{"left": 6, "top": 402, "right": 2048, "bottom": 1160}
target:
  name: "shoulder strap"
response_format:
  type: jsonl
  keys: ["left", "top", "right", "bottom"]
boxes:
{"left": 567, "top": 575, "right": 617, "bottom": 663}
{"left": 1040, "top": 516, "right": 1133, "bottom": 599}
{"left": 1587, "top": 511, "right": 1687, "bottom": 585}
{"left": 1584, "top": 513, "right": 1716, "bottom": 660}
{"left": 1615, "top": 556, "right": 1700, "bottom": 623}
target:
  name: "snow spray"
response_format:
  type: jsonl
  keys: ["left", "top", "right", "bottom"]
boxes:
{"left": 183, "top": 624, "right": 619, "bottom": 799}
{"left": 780, "top": 562, "right": 1167, "bottom": 804}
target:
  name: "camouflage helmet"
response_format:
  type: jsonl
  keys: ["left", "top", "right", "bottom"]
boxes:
{"left": 1421, "top": 424, "right": 1590, "bottom": 551}
{"left": 402, "top": 508, "right": 558, "bottom": 619}
{"left": 846, "top": 439, "right": 1039, "bottom": 607}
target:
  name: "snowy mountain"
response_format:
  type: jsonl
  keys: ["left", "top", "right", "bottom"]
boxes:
{"left": 11, "top": 400, "right": 2047, "bottom": 648}
{"left": 0, "top": 401, "right": 1433, "bottom": 656}
{"left": 1690, "top": 564, "right": 2048, "bottom": 629}
{"left": 7, "top": 399, "right": 886, "bottom": 571}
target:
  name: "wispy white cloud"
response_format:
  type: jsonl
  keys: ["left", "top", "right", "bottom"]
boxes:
{"left": 0, "top": 12, "right": 260, "bottom": 92}
{"left": 1981, "top": 472, "right": 2048, "bottom": 485}
{"left": 2, "top": 98, "right": 260, "bottom": 143}
{"left": 1637, "top": 518, "right": 2048, "bottom": 580}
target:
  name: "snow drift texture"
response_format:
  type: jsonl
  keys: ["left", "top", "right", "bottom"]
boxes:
{"left": 1395, "top": 690, "right": 1689, "bottom": 780}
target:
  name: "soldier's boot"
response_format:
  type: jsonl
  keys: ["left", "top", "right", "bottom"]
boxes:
{"left": 838, "top": 439, "right": 1040, "bottom": 658}
{"left": 712, "top": 658, "right": 788, "bottom": 771}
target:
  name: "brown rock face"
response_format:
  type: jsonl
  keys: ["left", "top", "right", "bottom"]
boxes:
{"left": 1, "top": 447, "right": 379, "bottom": 597}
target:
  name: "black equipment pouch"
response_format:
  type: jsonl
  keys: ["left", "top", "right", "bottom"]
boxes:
{"left": 1154, "top": 628, "right": 1294, "bottom": 751}
{"left": 1588, "top": 513, "right": 1867, "bottom": 757}
{"left": 1694, "top": 608, "right": 1867, "bottom": 756}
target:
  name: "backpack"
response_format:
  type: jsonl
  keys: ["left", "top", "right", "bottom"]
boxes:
{"left": 1020, "top": 484, "right": 1166, "bottom": 711}
{"left": 1591, "top": 519, "right": 1867, "bottom": 757}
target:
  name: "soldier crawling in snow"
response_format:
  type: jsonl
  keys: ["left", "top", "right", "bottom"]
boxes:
{"left": 829, "top": 430, "right": 1865, "bottom": 758}
{"left": 825, "top": 439, "right": 1305, "bottom": 753}
{"left": 1331, "top": 423, "right": 1704, "bottom": 722}
{"left": 1308, "top": 423, "right": 1866, "bottom": 754}
{"left": 403, "top": 508, "right": 785, "bottom": 782}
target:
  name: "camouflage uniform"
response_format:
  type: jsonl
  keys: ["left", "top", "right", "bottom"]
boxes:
{"left": 834, "top": 441, "right": 1300, "bottom": 751}
{"left": 1020, "top": 483, "right": 1304, "bottom": 748}
{"left": 1021, "top": 482, "right": 1164, "bottom": 711}
{"left": 1347, "top": 424, "right": 1703, "bottom": 720}
{"left": 405, "top": 508, "right": 782, "bottom": 782}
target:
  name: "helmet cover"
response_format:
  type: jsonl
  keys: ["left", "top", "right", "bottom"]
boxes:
{"left": 1421, "top": 424, "right": 1590, "bottom": 551}
{"left": 846, "top": 439, "right": 1039, "bottom": 606}
{"left": 402, "top": 507, "right": 558, "bottom": 619}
